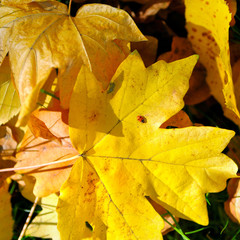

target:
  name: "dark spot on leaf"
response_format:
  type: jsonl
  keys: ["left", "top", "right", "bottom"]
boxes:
{"left": 137, "top": 115, "right": 147, "bottom": 123}
{"left": 107, "top": 82, "right": 115, "bottom": 94}
{"left": 192, "top": 27, "right": 197, "bottom": 32}
{"left": 85, "top": 221, "right": 93, "bottom": 231}
{"left": 166, "top": 126, "right": 178, "bottom": 129}
{"left": 89, "top": 111, "right": 98, "bottom": 122}
{"left": 224, "top": 74, "right": 228, "bottom": 85}
{"left": 174, "top": 48, "right": 179, "bottom": 54}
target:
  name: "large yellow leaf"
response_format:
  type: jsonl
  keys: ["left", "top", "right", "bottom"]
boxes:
{"left": 0, "top": 1, "right": 146, "bottom": 126}
{"left": 0, "top": 56, "right": 20, "bottom": 125}
{"left": 58, "top": 157, "right": 163, "bottom": 240}
{"left": 57, "top": 52, "right": 237, "bottom": 239}
{"left": 185, "top": 0, "right": 240, "bottom": 120}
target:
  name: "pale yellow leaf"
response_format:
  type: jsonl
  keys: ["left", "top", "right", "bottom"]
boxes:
{"left": 185, "top": 0, "right": 240, "bottom": 120}
{"left": 0, "top": 56, "right": 20, "bottom": 125}
{"left": 0, "top": 2, "right": 146, "bottom": 126}
{"left": 26, "top": 194, "right": 60, "bottom": 239}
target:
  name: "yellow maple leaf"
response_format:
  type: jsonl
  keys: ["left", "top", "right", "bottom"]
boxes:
{"left": 185, "top": 0, "right": 240, "bottom": 120}
{"left": 0, "top": 56, "right": 20, "bottom": 125}
{"left": 57, "top": 52, "right": 238, "bottom": 239}
{"left": 0, "top": 1, "right": 146, "bottom": 126}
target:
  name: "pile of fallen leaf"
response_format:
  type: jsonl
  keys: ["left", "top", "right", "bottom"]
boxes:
{"left": 0, "top": 0, "right": 240, "bottom": 239}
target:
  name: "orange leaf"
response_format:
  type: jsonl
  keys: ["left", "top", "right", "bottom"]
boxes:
{"left": 15, "top": 109, "right": 79, "bottom": 197}
{"left": 224, "top": 177, "right": 240, "bottom": 223}
{"left": 160, "top": 110, "right": 193, "bottom": 128}
{"left": 28, "top": 113, "right": 61, "bottom": 144}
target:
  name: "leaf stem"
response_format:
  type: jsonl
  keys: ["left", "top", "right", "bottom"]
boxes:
{"left": 18, "top": 196, "right": 39, "bottom": 240}
{"left": 68, "top": 0, "right": 73, "bottom": 15}
{"left": 0, "top": 154, "right": 80, "bottom": 173}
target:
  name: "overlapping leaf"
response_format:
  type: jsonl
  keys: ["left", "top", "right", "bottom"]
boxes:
{"left": 158, "top": 36, "right": 210, "bottom": 105}
{"left": 185, "top": 0, "right": 240, "bottom": 120}
{"left": 0, "top": 1, "right": 146, "bottom": 125}
{"left": 0, "top": 56, "right": 20, "bottom": 125}
{"left": 15, "top": 109, "right": 78, "bottom": 197}
{"left": 26, "top": 194, "right": 60, "bottom": 239}
{"left": 57, "top": 52, "right": 238, "bottom": 239}
{"left": 224, "top": 178, "right": 240, "bottom": 224}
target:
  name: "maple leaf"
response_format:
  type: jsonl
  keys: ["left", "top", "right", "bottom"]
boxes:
{"left": 0, "top": 1, "right": 146, "bottom": 126}
{"left": 0, "top": 56, "right": 20, "bottom": 125}
{"left": 57, "top": 52, "right": 238, "bottom": 239}
{"left": 184, "top": 0, "right": 240, "bottom": 120}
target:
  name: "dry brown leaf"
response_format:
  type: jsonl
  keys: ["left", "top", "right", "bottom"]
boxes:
{"left": 224, "top": 177, "right": 240, "bottom": 224}
{"left": 0, "top": 126, "right": 17, "bottom": 158}
{"left": 131, "top": 35, "right": 158, "bottom": 67}
{"left": 160, "top": 110, "right": 193, "bottom": 128}
{"left": 138, "top": 0, "right": 171, "bottom": 22}
{"left": 28, "top": 113, "right": 61, "bottom": 144}
{"left": 158, "top": 36, "right": 210, "bottom": 105}
{"left": 226, "top": 0, "right": 237, "bottom": 26}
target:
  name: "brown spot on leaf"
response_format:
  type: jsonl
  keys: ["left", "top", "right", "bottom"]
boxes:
{"left": 192, "top": 27, "right": 197, "bottom": 32}
{"left": 89, "top": 111, "right": 99, "bottom": 122}
{"left": 224, "top": 74, "right": 228, "bottom": 85}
